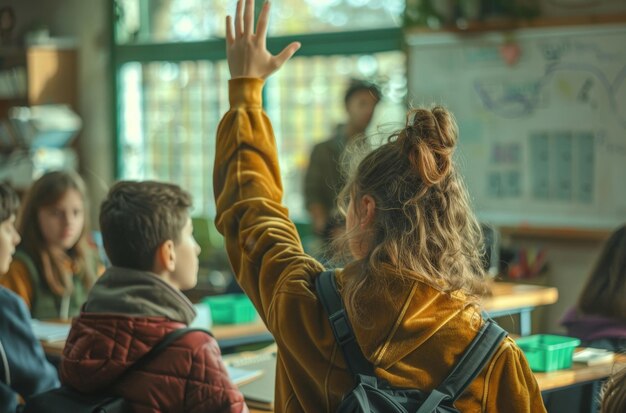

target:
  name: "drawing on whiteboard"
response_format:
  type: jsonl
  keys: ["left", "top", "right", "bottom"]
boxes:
{"left": 486, "top": 142, "right": 522, "bottom": 199}
{"left": 594, "top": 130, "right": 626, "bottom": 157}
{"left": 528, "top": 131, "right": 594, "bottom": 203}
{"left": 538, "top": 38, "right": 621, "bottom": 63}
{"left": 474, "top": 63, "right": 626, "bottom": 127}
{"left": 407, "top": 26, "right": 626, "bottom": 228}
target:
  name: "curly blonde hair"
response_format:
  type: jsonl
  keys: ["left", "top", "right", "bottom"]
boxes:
{"left": 332, "top": 106, "right": 489, "bottom": 325}
{"left": 601, "top": 366, "right": 626, "bottom": 413}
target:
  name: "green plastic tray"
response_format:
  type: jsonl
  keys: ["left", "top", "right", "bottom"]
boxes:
{"left": 202, "top": 294, "right": 257, "bottom": 325}
{"left": 516, "top": 334, "right": 581, "bottom": 372}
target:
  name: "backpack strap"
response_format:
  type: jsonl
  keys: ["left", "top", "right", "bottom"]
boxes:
{"left": 315, "top": 270, "right": 374, "bottom": 376}
{"left": 415, "top": 318, "right": 507, "bottom": 412}
{"left": 438, "top": 318, "right": 507, "bottom": 400}
{"left": 116, "top": 327, "right": 213, "bottom": 383}
{"left": 0, "top": 339, "right": 8, "bottom": 385}
{"left": 316, "top": 269, "right": 507, "bottom": 412}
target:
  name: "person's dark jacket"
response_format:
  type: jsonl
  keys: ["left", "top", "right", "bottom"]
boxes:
{"left": 0, "top": 286, "right": 59, "bottom": 412}
{"left": 60, "top": 267, "right": 248, "bottom": 413}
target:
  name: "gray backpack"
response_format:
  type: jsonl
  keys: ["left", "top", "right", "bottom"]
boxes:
{"left": 315, "top": 270, "right": 507, "bottom": 413}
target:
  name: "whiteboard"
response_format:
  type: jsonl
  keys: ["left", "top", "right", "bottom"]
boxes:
{"left": 407, "top": 25, "right": 626, "bottom": 229}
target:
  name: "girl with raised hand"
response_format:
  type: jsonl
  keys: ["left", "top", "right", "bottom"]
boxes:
{"left": 0, "top": 170, "right": 99, "bottom": 320}
{"left": 214, "top": 1, "right": 545, "bottom": 411}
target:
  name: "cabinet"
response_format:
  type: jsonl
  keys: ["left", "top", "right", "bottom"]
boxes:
{"left": 26, "top": 45, "right": 77, "bottom": 108}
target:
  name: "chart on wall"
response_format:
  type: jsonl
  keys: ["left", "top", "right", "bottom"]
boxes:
{"left": 407, "top": 24, "right": 626, "bottom": 229}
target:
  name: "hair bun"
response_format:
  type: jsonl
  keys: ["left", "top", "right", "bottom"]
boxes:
{"left": 401, "top": 106, "right": 458, "bottom": 186}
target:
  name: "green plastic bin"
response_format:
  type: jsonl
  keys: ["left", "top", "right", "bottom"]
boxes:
{"left": 515, "top": 334, "right": 581, "bottom": 372}
{"left": 203, "top": 294, "right": 258, "bottom": 325}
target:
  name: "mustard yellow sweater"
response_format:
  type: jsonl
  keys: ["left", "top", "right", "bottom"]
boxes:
{"left": 214, "top": 78, "right": 546, "bottom": 413}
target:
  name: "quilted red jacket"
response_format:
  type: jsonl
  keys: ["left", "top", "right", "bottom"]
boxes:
{"left": 60, "top": 267, "right": 248, "bottom": 413}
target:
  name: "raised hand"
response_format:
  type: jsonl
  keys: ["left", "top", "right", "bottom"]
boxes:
{"left": 225, "top": 0, "right": 300, "bottom": 79}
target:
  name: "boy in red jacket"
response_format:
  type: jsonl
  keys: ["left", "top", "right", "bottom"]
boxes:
{"left": 60, "top": 181, "right": 248, "bottom": 413}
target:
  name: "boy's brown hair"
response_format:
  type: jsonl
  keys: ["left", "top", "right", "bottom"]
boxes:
{"left": 100, "top": 180, "right": 192, "bottom": 271}
{"left": 0, "top": 182, "right": 19, "bottom": 222}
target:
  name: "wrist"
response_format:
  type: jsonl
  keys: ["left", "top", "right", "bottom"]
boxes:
{"left": 228, "top": 78, "right": 265, "bottom": 108}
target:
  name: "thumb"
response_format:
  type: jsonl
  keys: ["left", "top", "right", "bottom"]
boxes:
{"left": 274, "top": 41, "right": 301, "bottom": 70}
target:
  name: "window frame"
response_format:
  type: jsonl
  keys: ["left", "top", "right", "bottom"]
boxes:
{"left": 110, "top": 0, "right": 404, "bottom": 183}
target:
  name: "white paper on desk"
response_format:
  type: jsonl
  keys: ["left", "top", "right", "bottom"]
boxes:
{"left": 234, "top": 354, "right": 276, "bottom": 409}
{"left": 30, "top": 320, "right": 71, "bottom": 342}
{"left": 573, "top": 348, "right": 615, "bottom": 366}
{"left": 226, "top": 365, "right": 263, "bottom": 386}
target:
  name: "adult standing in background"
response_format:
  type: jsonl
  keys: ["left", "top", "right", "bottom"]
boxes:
{"left": 304, "top": 80, "right": 381, "bottom": 245}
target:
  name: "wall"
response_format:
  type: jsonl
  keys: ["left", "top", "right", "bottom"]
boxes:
{"left": 1, "top": 0, "right": 623, "bottom": 334}
{"left": 502, "top": 0, "right": 626, "bottom": 333}
{"left": 1, "top": 0, "right": 113, "bottom": 227}
{"left": 541, "top": 0, "right": 626, "bottom": 17}
{"left": 500, "top": 235, "right": 608, "bottom": 334}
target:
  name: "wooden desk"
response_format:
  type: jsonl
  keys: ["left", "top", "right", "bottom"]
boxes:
{"left": 483, "top": 282, "right": 558, "bottom": 336}
{"left": 536, "top": 353, "right": 626, "bottom": 392}
{"left": 538, "top": 353, "right": 626, "bottom": 413}
{"left": 42, "top": 281, "right": 557, "bottom": 357}
{"left": 233, "top": 350, "right": 626, "bottom": 412}
{"left": 41, "top": 320, "right": 274, "bottom": 358}
{"left": 484, "top": 282, "right": 558, "bottom": 312}
{"left": 41, "top": 339, "right": 65, "bottom": 358}
{"left": 246, "top": 352, "right": 625, "bottom": 412}
{"left": 212, "top": 321, "right": 273, "bottom": 350}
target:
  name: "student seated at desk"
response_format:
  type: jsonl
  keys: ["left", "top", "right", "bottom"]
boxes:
{"left": 561, "top": 225, "right": 626, "bottom": 353}
{"left": 213, "top": 2, "right": 545, "bottom": 412}
{"left": 0, "top": 171, "right": 100, "bottom": 320}
{"left": 60, "top": 181, "right": 247, "bottom": 413}
{"left": 0, "top": 184, "right": 59, "bottom": 413}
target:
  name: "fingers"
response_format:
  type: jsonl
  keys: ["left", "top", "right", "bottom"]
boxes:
{"left": 274, "top": 41, "right": 301, "bottom": 69}
{"left": 234, "top": 0, "right": 244, "bottom": 37}
{"left": 243, "top": 0, "right": 255, "bottom": 36}
{"left": 256, "top": 1, "right": 270, "bottom": 42}
{"left": 225, "top": 16, "right": 234, "bottom": 45}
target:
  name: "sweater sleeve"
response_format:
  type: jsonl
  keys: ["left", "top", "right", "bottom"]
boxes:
{"left": 0, "top": 260, "right": 34, "bottom": 310}
{"left": 0, "top": 288, "right": 59, "bottom": 410}
{"left": 213, "top": 78, "right": 324, "bottom": 331}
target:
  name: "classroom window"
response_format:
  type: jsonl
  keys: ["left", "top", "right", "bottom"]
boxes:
{"left": 266, "top": 52, "right": 407, "bottom": 220}
{"left": 113, "top": 0, "right": 406, "bottom": 218}
{"left": 118, "top": 60, "right": 229, "bottom": 217}
{"left": 115, "top": 0, "right": 403, "bottom": 44}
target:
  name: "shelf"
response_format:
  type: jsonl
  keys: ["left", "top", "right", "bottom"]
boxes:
{"left": 406, "top": 13, "right": 626, "bottom": 34}
{"left": 0, "top": 47, "right": 24, "bottom": 57}
{"left": 500, "top": 226, "right": 612, "bottom": 242}
{"left": 0, "top": 98, "right": 27, "bottom": 119}
{"left": 0, "top": 145, "right": 18, "bottom": 155}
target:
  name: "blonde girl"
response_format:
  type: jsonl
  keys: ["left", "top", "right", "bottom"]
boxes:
{"left": 213, "top": 1, "right": 546, "bottom": 411}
